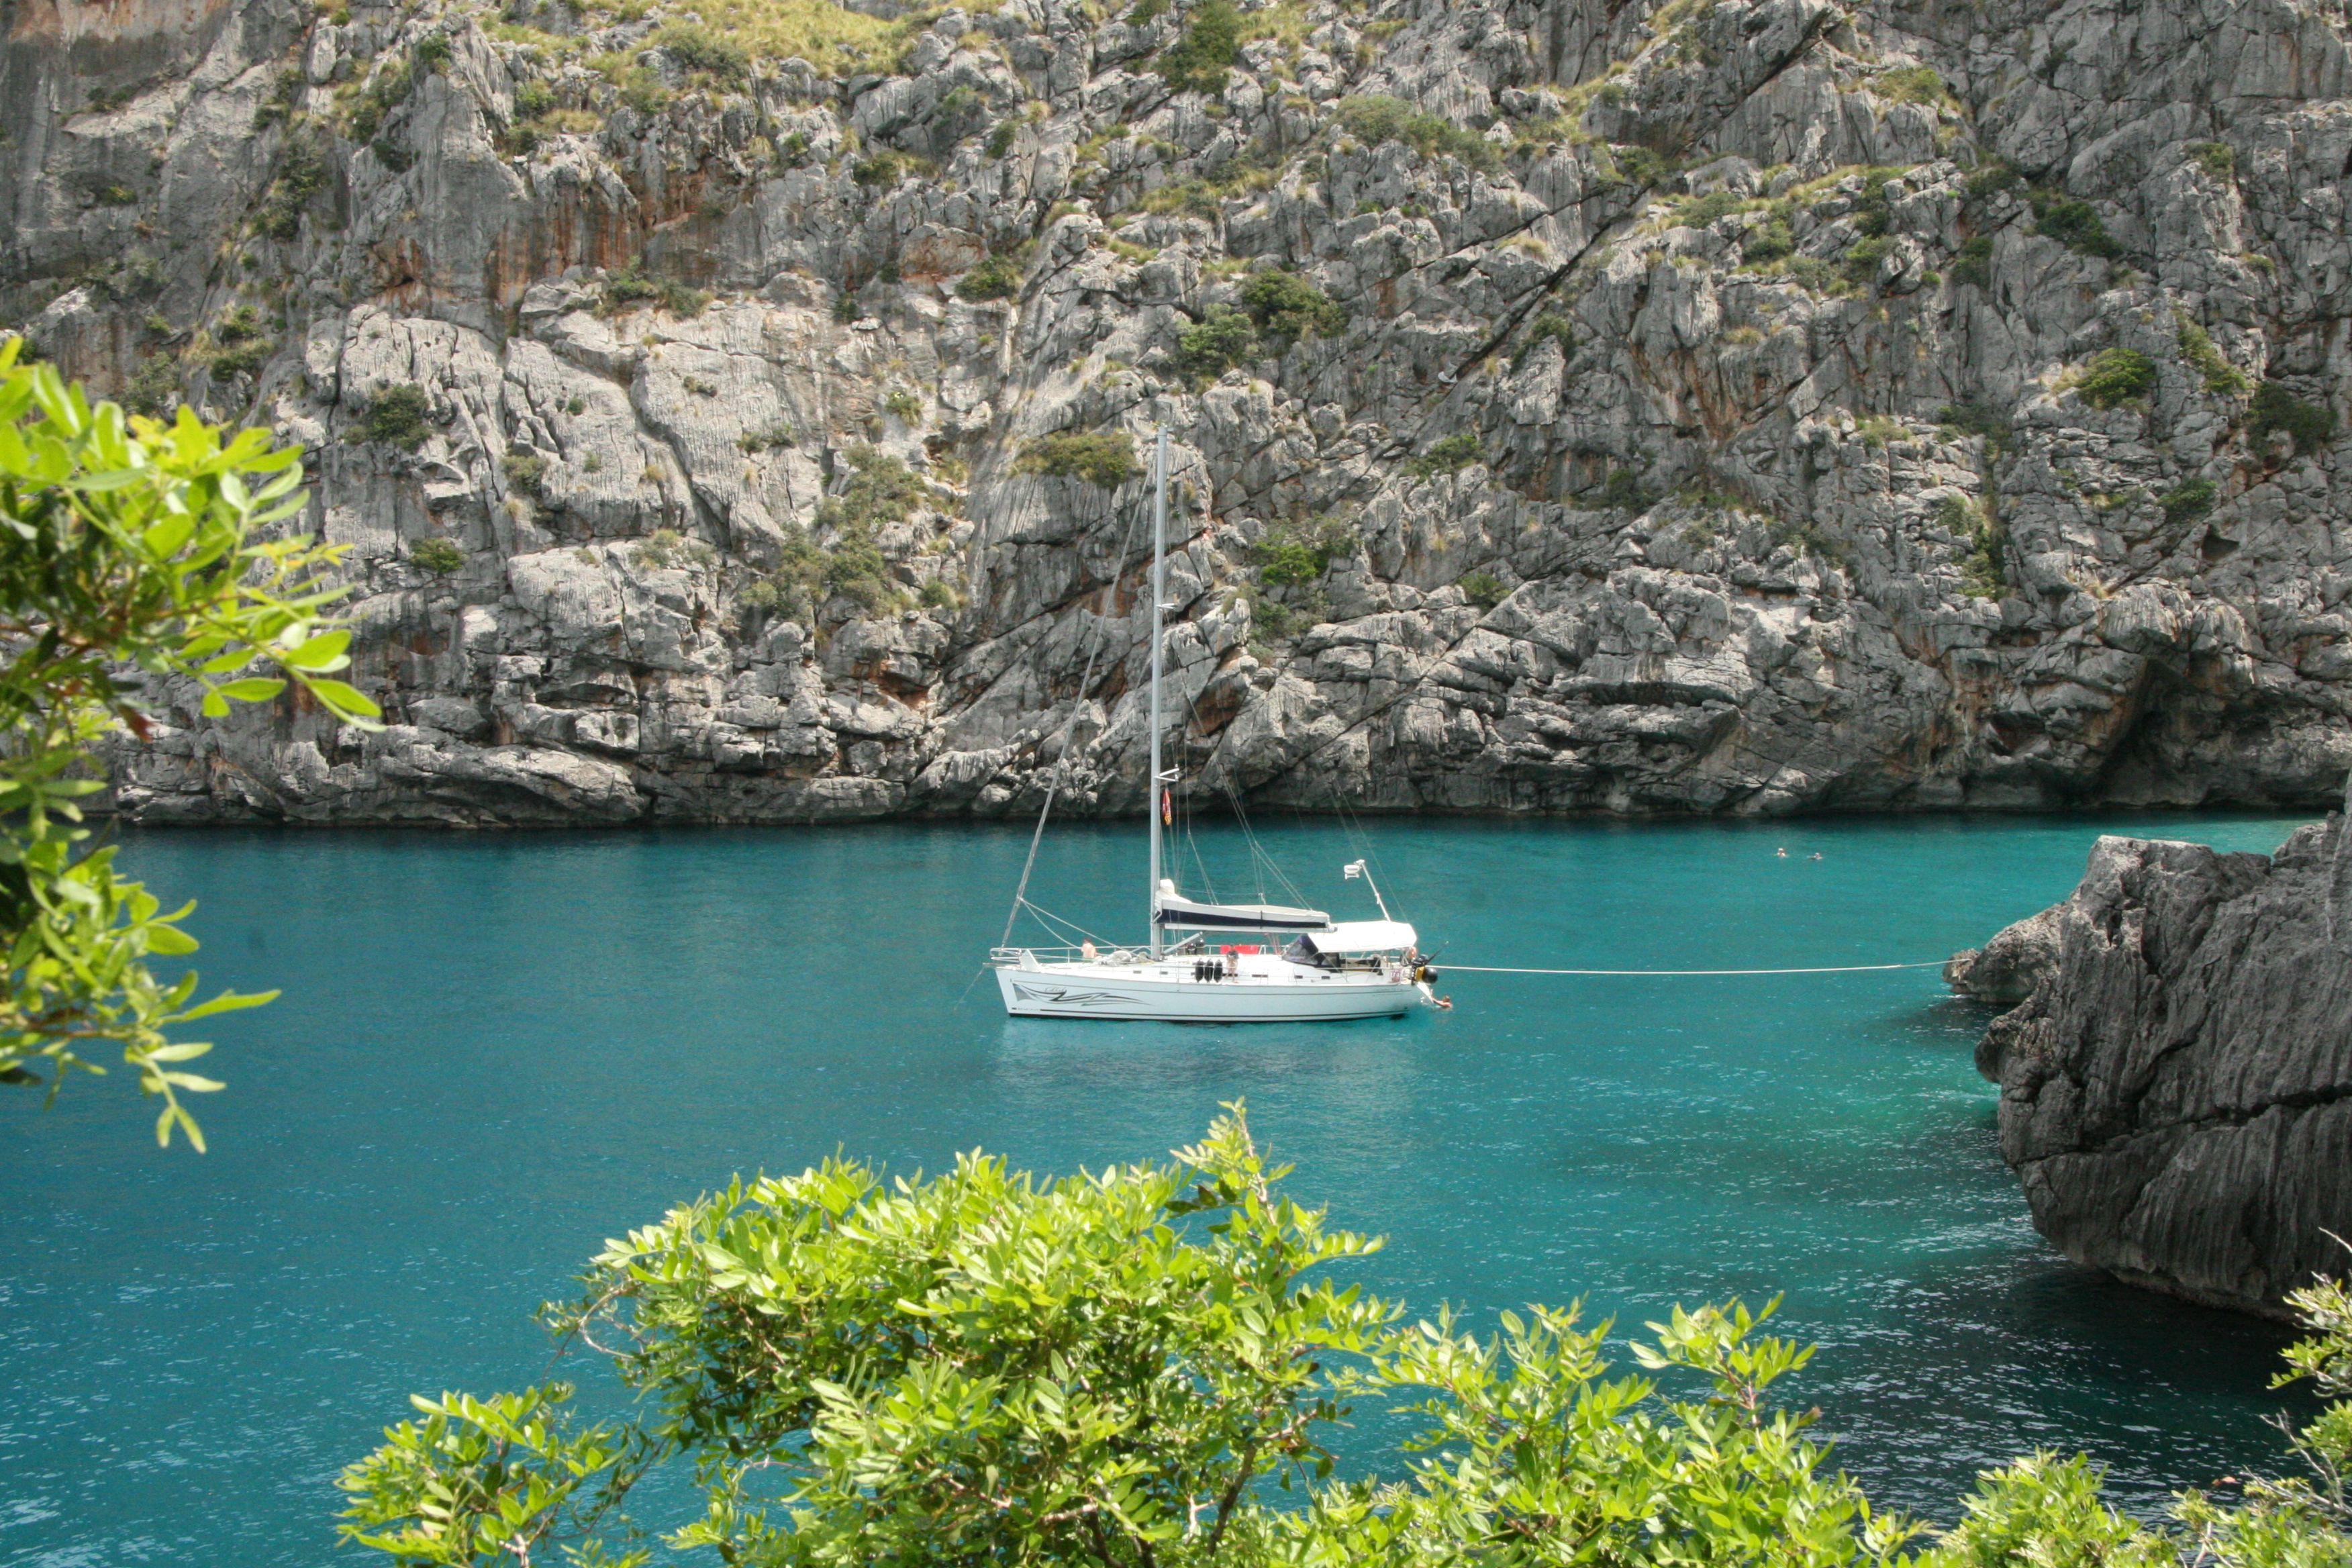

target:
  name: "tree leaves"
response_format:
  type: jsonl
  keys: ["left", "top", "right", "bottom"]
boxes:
{"left": 0, "top": 334, "right": 377, "bottom": 1146}
{"left": 337, "top": 1114, "right": 2352, "bottom": 1568}
{"left": 346, "top": 1106, "right": 1395, "bottom": 1566}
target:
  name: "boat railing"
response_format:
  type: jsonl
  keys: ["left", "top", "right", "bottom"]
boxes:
{"left": 990, "top": 945, "right": 1153, "bottom": 965}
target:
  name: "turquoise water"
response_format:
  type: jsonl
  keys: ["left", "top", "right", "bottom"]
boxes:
{"left": 0, "top": 810, "right": 2329, "bottom": 1565}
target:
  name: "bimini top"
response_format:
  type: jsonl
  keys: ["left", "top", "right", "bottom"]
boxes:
{"left": 1156, "top": 893, "right": 1331, "bottom": 932}
{"left": 1302, "top": 920, "right": 1419, "bottom": 954}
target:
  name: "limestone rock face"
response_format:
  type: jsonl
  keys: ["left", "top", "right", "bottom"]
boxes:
{"left": 1963, "top": 823, "right": 2352, "bottom": 1318}
{"left": 1944, "top": 900, "right": 2062, "bottom": 1004}
{"left": 11, "top": 0, "right": 2352, "bottom": 823}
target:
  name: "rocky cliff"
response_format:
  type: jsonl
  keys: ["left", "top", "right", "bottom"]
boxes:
{"left": 1952, "top": 819, "right": 2352, "bottom": 1318}
{"left": 9, "top": 0, "right": 2352, "bottom": 824}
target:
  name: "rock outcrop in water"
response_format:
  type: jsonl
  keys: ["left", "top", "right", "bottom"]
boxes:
{"left": 11, "top": 0, "right": 2352, "bottom": 824}
{"left": 1952, "top": 816, "right": 2352, "bottom": 1319}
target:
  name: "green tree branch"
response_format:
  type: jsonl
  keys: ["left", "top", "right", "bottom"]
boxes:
{"left": 0, "top": 336, "right": 380, "bottom": 1148}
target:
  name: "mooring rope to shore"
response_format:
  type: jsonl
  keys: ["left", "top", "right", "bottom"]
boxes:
{"left": 1439, "top": 961, "right": 1947, "bottom": 976}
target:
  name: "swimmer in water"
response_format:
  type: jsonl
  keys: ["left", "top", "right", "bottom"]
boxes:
{"left": 1775, "top": 847, "right": 1788, "bottom": 858}
{"left": 1809, "top": 852, "right": 1822, "bottom": 861}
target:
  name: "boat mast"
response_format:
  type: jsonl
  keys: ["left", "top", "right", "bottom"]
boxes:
{"left": 1147, "top": 425, "right": 1168, "bottom": 959}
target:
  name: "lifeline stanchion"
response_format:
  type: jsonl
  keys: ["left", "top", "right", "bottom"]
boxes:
{"left": 1437, "top": 961, "right": 1947, "bottom": 976}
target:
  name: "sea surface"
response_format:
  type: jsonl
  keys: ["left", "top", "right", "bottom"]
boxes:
{"left": 0, "top": 809, "right": 2331, "bottom": 1565}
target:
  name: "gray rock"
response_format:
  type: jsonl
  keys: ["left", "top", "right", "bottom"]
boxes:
{"left": 1967, "top": 824, "right": 2352, "bottom": 1318}
{"left": 9, "top": 0, "right": 2352, "bottom": 825}
{"left": 409, "top": 697, "right": 491, "bottom": 739}
{"left": 1945, "top": 903, "right": 2065, "bottom": 1008}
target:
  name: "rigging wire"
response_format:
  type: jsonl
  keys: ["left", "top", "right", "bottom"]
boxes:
{"left": 1275, "top": 768, "right": 1390, "bottom": 920}
{"left": 1012, "top": 896, "right": 1116, "bottom": 948}
{"left": 998, "top": 489, "right": 1149, "bottom": 950}
{"left": 1181, "top": 807, "right": 1218, "bottom": 904}
{"left": 1438, "top": 961, "right": 1947, "bottom": 976}
{"left": 1222, "top": 777, "right": 1306, "bottom": 908}
{"left": 1168, "top": 673, "right": 1218, "bottom": 903}
{"left": 1226, "top": 778, "right": 1268, "bottom": 902}
{"left": 1155, "top": 554, "right": 1303, "bottom": 910}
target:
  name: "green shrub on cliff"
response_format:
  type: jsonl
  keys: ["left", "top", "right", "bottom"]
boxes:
{"left": 1598, "top": 464, "right": 1661, "bottom": 511}
{"left": 1408, "top": 432, "right": 1483, "bottom": 476}
{"left": 254, "top": 134, "right": 332, "bottom": 240}
{"left": 201, "top": 307, "right": 275, "bottom": 381}
{"left": 354, "top": 383, "right": 432, "bottom": 450}
{"left": 1458, "top": 568, "right": 1508, "bottom": 608}
{"left": 1744, "top": 215, "right": 1797, "bottom": 266}
{"left": 1155, "top": 0, "right": 1242, "bottom": 93}
{"left": 1255, "top": 515, "right": 1352, "bottom": 587}
{"left": 1177, "top": 306, "right": 1259, "bottom": 379}
{"left": 1951, "top": 234, "right": 1995, "bottom": 287}
{"left": 121, "top": 351, "right": 183, "bottom": 417}
{"left": 409, "top": 536, "right": 464, "bottom": 575}
{"left": 1239, "top": 268, "right": 1345, "bottom": 347}
{"left": 1517, "top": 311, "right": 1577, "bottom": 366}
{"left": 954, "top": 254, "right": 1022, "bottom": 301}
{"left": 654, "top": 0, "right": 932, "bottom": 79}
{"left": 1017, "top": 430, "right": 1138, "bottom": 488}
{"left": 499, "top": 454, "right": 548, "bottom": 499}
{"left": 1941, "top": 491, "right": 2008, "bottom": 598}
{"left": 0, "top": 338, "right": 380, "bottom": 1149}
{"left": 654, "top": 23, "right": 749, "bottom": 83}
{"left": 2251, "top": 383, "right": 2335, "bottom": 455}
{"left": 1334, "top": 95, "right": 1497, "bottom": 169}
{"left": 820, "top": 444, "right": 926, "bottom": 532}
{"left": 1872, "top": 64, "right": 1947, "bottom": 104}
{"left": 753, "top": 446, "right": 920, "bottom": 616}
{"left": 344, "top": 54, "right": 414, "bottom": 142}
{"left": 748, "top": 522, "right": 894, "bottom": 617}
{"left": 2187, "top": 140, "right": 2237, "bottom": 179}
{"left": 1842, "top": 234, "right": 1893, "bottom": 290}
{"left": 599, "top": 266, "right": 708, "bottom": 318}
{"left": 2077, "top": 348, "right": 2157, "bottom": 409}
{"left": 631, "top": 527, "right": 717, "bottom": 571}
{"left": 2175, "top": 311, "right": 2250, "bottom": 395}
{"left": 2160, "top": 479, "right": 2218, "bottom": 526}
{"left": 2028, "top": 188, "right": 2124, "bottom": 259}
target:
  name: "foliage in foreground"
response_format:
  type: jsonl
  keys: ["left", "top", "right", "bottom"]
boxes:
{"left": 338, "top": 1106, "right": 2352, "bottom": 1568}
{"left": 0, "top": 339, "right": 379, "bottom": 1147}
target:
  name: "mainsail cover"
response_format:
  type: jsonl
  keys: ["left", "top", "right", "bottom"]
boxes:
{"left": 1155, "top": 893, "right": 1330, "bottom": 932}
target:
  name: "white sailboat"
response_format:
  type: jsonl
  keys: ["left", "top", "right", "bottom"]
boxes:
{"left": 991, "top": 428, "right": 1441, "bottom": 1022}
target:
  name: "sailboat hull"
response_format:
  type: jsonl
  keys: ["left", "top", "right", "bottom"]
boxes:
{"left": 996, "top": 959, "right": 1426, "bottom": 1022}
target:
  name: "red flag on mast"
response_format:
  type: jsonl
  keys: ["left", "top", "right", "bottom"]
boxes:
{"left": 1161, "top": 788, "right": 1172, "bottom": 825}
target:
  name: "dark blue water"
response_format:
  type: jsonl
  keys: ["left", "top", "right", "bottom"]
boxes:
{"left": 0, "top": 812, "right": 2326, "bottom": 1565}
